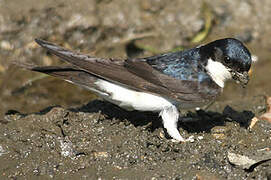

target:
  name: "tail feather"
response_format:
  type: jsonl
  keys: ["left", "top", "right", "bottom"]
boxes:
{"left": 14, "top": 62, "right": 104, "bottom": 93}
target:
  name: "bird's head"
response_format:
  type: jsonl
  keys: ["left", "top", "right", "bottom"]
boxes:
{"left": 201, "top": 38, "right": 252, "bottom": 88}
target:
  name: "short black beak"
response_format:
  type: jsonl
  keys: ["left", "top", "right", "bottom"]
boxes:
{"left": 231, "top": 71, "right": 249, "bottom": 88}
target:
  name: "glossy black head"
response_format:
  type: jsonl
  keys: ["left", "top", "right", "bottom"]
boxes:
{"left": 201, "top": 38, "right": 252, "bottom": 87}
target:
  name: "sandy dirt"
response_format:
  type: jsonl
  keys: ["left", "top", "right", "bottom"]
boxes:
{"left": 0, "top": 0, "right": 271, "bottom": 179}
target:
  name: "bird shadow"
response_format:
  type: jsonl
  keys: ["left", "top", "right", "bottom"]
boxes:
{"left": 3, "top": 100, "right": 255, "bottom": 138}
{"left": 69, "top": 100, "right": 161, "bottom": 131}
{"left": 180, "top": 105, "right": 254, "bottom": 133}
{"left": 69, "top": 100, "right": 255, "bottom": 134}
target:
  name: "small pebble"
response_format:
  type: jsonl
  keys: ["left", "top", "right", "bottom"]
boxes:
{"left": 248, "top": 117, "right": 259, "bottom": 130}
{"left": 211, "top": 126, "right": 229, "bottom": 140}
{"left": 260, "top": 97, "right": 271, "bottom": 123}
{"left": 0, "top": 40, "right": 13, "bottom": 50}
{"left": 93, "top": 151, "right": 109, "bottom": 158}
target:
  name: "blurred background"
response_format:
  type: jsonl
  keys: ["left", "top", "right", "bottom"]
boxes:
{"left": 0, "top": 0, "right": 270, "bottom": 117}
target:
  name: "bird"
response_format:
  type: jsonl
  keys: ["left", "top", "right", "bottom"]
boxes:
{"left": 16, "top": 38, "right": 252, "bottom": 142}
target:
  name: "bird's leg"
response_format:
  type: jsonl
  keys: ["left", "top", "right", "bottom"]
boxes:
{"left": 159, "top": 106, "right": 194, "bottom": 142}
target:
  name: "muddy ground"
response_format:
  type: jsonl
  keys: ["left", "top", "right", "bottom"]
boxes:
{"left": 0, "top": 0, "right": 271, "bottom": 179}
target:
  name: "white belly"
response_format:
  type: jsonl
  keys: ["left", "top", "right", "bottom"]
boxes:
{"left": 94, "top": 79, "right": 173, "bottom": 111}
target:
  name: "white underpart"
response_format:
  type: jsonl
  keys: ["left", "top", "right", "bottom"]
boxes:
{"left": 205, "top": 58, "right": 232, "bottom": 88}
{"left": 95, "top": 79, "right": 173, "bottom": 111}
{"left": 94, "top": 79, "right": 192, "bottom": 142}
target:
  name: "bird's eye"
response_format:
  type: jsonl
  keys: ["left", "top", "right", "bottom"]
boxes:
{"left": 224, "top": 56, "right": 230, "bottom": 64}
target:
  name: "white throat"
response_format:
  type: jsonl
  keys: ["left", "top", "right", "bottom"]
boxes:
{"left": 205, "top": 58, "right": 232, "bottom": 88}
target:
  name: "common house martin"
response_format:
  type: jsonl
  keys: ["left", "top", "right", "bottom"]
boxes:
{"left": 16, "top": 38, "right": 252, "bottom": 142}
